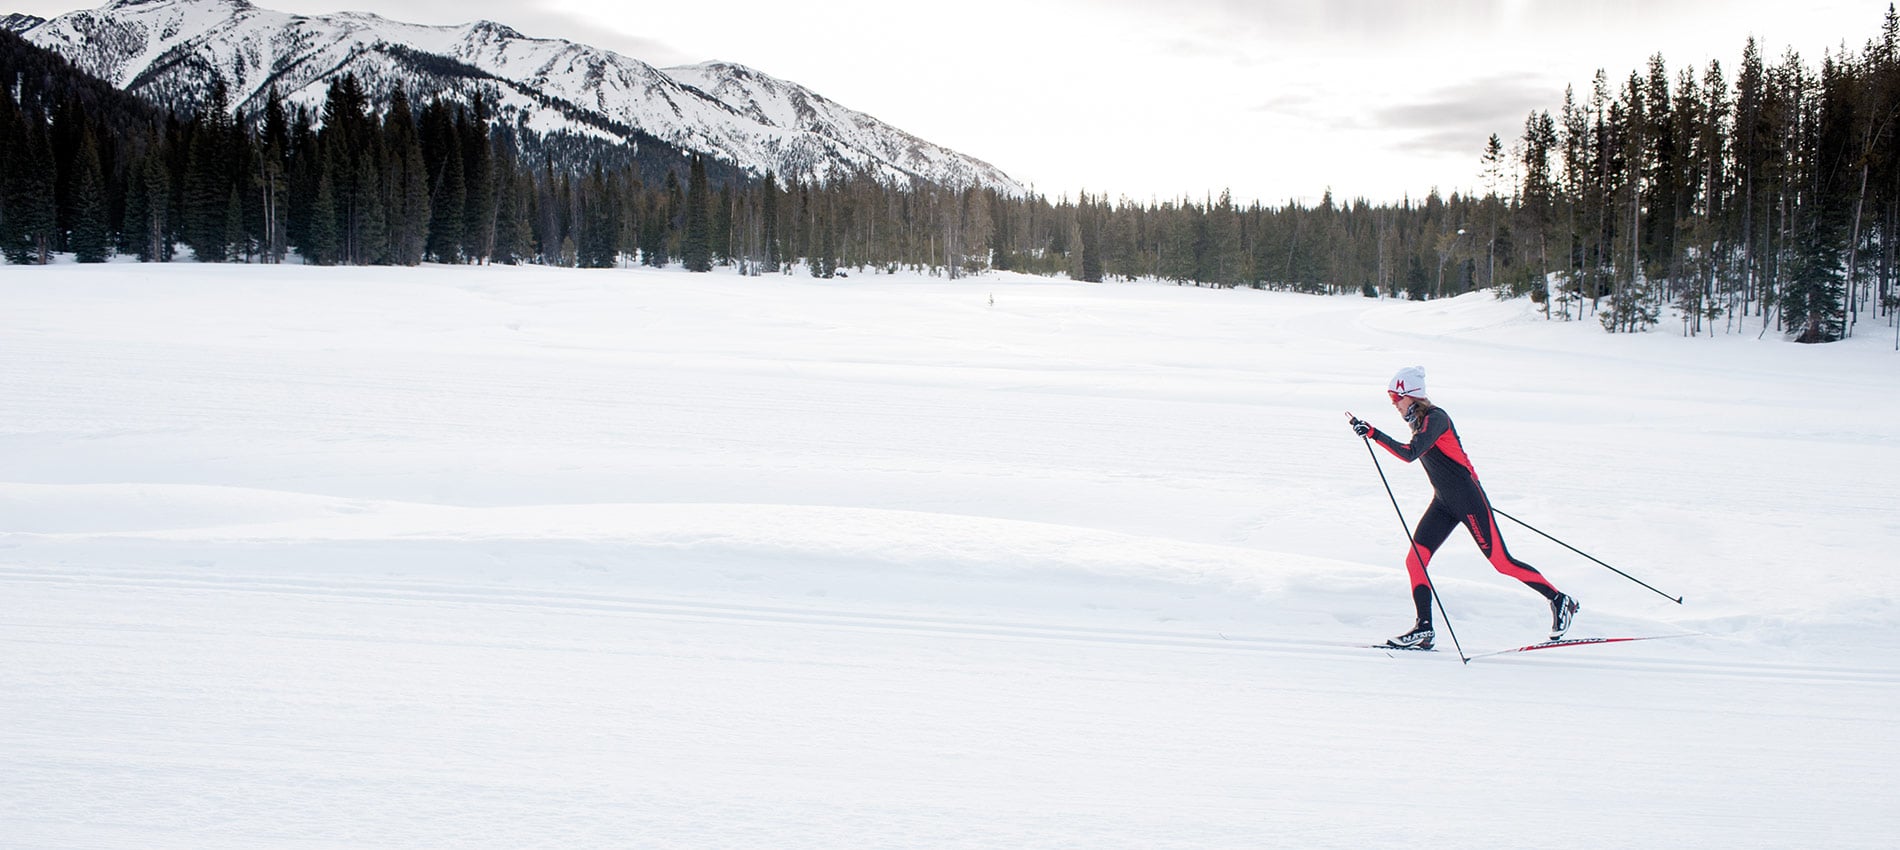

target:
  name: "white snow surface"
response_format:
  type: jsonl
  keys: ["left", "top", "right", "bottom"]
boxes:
{"left": 2, "top": 261, "right": 1896, "bottom": 848}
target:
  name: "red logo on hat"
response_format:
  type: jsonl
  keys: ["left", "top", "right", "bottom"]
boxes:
{"left": 1396, "top": 380, "right": 1407, "bottom": 392}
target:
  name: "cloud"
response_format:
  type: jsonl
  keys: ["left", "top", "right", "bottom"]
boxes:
{"left": 1104, "top": 0, "right": 1522, "bottom": 43}
{"left": 1366, "top": 74, "right": 1560, "bottom": 157}
{"left": 1125, "top": 0, "right": 1722, "bottom": 43}
{"left": 1250, "top": 90, "right": 1321, "bottom": 118}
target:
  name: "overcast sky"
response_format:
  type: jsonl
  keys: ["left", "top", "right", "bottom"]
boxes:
{"left": 15, "top": 0, "right": 1888, "bottom": 204}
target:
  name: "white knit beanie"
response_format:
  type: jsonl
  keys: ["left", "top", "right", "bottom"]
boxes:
{"left": 1388, "top": 366, "right": 1428, "bottom": 399}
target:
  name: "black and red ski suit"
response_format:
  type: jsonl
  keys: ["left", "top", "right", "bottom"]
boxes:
{"left": 1369, "top": 405, "right": 1559, "bottom": 626}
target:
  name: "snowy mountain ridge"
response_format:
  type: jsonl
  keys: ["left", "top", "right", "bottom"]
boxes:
{"left": 6, "top": 0, "right": 1023, "bottom": 193}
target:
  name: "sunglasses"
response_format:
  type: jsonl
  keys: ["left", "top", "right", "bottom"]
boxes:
{"left": 1388, "top": 391, "right": 1411, "bottom": 403}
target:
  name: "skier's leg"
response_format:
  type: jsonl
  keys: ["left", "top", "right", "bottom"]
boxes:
{"left": 1462, "top": 505, "right": 1558, "bottom": 599}
{"left": 1406, "top": 503, "right": 1458, "bottom": 624}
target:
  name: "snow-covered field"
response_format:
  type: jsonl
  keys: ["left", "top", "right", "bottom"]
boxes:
{"left": 2, "top": 261, "right": 1895, "bottom": 848}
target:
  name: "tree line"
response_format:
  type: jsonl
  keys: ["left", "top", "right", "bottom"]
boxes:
{"left": 1486, "top": 6, "right": 1900, "bottom": 342}
{"left": 7, "top": 11, "right": 1900, "bottom": 343}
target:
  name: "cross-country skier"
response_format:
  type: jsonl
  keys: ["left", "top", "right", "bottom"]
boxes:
{"left": 1348, "top": 366, "right": 1578, "bottom": 650}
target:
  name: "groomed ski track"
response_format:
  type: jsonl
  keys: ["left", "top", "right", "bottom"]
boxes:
{"left": 4, "top": 564, "right": 1884, "bottom": 682}
{"left": 7, "top": 558, "right": 1897, "bottom": 849}
{"left": 4, "top": 263, "right": 1897, "bottom": 848}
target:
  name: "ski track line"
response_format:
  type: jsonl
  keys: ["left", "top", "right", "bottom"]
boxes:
{"left": 0, "top": 565, "right": 1397, "bottom": 661}
{"left": 6, "top": 564, "right": 1893, "bottom": 685}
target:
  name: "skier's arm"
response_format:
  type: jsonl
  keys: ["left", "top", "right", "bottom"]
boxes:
{"left": 1369, "top": 410, "right": 1448, "bottom": 463}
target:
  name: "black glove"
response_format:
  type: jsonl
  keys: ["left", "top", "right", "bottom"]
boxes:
{"left": 1350, "top": 417, "right": 1372, "bottom": 438}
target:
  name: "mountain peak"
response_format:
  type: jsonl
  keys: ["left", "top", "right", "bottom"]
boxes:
{"left": 465, "top": 19, "right": 524, "bottom": 40}
{"left": 20, "top": 0, "right": 1022, "bottom": 194}
{"left": 1, "top": 12, "right": 48, "bottom": 31}
{"left": 103, "top": 0, "right": 252, "bottom": 10}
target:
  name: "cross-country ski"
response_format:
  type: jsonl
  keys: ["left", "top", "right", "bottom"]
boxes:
{"left": 1368, "top": 635, "right": 1694, "bottom": 660}
{"left": 1465, "top": 634, "right": 1701, "bottom": 661}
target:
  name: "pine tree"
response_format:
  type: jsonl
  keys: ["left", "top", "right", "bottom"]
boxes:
{"left": 427, "top": 132, "right": 465, "bottom": 263}
{"left": 577, "top": 164, "right": 620, "bottom": 268}
{"left": 489, "top": 142, "right": 530, "bottom": 265}
{"left": 494, "top": 170, "right": 534, "bottom": 265}
{"left": 813, "top": 194, "right": 838, "bottom": 278}
{"left": 1783, "top": 55, "right": 1855, "bottom": 342}
{"left": 122, "top": 147, "right": 152, "bottom": 258}
{"left": 49, "top": 97, "right": 86, "bottom": 256}
{"left": 354, "top": 153, "right": 388, "bottom": 264}
{"left": 990, "top": 192, "right": 1013, "bottom": 271}
{"left": 761, "top": 171, "right": 780, "bottom": 272}
{"left": 421, "top": 98, "right": 464, "bottom": 263}
{"left": 2, "top": 105, "right": 57, "bottom": 264}
{"left": 1203, "top": 190, "right": 1242, "bottom": 285}
{"left": 255, "top": 90, "right": 289, "bottom": 263}
{"left": 306, "top": 168, "right": 340, "bottom": 265}
{"left": 712, "top": 183, "right": 734, "bottom": 266}
{"left": 639, "top": 185, "right": 669, "bottom": 267}
{"left": 0, "top": 81, "right": 23, "bottom": 260}
{"left": 383, "top": 89, "right": 430, "bottom": 265}
{"left": 682, "top": 154, "right": 713, "bottom": 272}
{"left": 68, "top": 129, "right": 110, "bottom": 262}
{"left": 126, "top": 144, "right": 171, "bottom": 262}
{"left": 1479, "top": 135, "right": 1507, "bottom": 290}
{"left": 458, "top": 98, "right": 496, "bottom": 262}
{"left": 182, "top": 81, "right": 233, "bottom": 262}
{"left": 1517, "top": 111, "right": 1560, "bottom": 301}
{"left": 223, "top": 183, "right": 246, "bottom": 262}
{"left": 534, "top": 162, "right": 564, "bottom": 265}
{"left": 283, "top": 107, "right": 316, "bottom": 257}
{"left": 664, "top": 168, "right": 685, "bottom": 262}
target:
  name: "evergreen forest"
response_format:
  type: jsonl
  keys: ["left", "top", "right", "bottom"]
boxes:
{"left": 6, "top": 10, "right": 1900, "bottom": 343}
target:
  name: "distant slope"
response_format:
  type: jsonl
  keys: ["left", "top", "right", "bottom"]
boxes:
{"left": 0, "top": 25, "right": 161, "bottom": 132}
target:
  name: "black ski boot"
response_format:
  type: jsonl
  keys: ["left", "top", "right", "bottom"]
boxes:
{"left": 1549, "top": 593, "right": 1580, "bottom": 640}
{"left": 1386, "top": 623, "right": 1435, "bottom": 651}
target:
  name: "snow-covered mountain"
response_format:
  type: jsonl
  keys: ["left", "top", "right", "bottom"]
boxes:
{"left": 6, "top": 0, "right": 1023, "bottom": 193}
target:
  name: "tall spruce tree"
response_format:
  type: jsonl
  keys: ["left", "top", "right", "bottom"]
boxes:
{"left": 283, "top": 107, "right": 316, "bottom": 257}
{"left": 68, "top": 129, "right": 110, "bottom": 262}
{"left": 423, "top": 100, "right": 465, "bottom": 263}
{"left": 222, "top": 183, "right": 246, "bottom": 262}
{"left": 761, "top": 171, "right": 780, "bottom": 272}
{"left": 0, "top": 81, "right": 22, "bottom": 258}
{"left": 125, "top": 142, "right": 171, "bottom": 262}
{"left": 1784, "top": 55, "right": 1855, "bottom": 342}
{"left": 486, "top": 134, "right": 529, "bottom": 264}
{"left": 2, "top": 103, "right": 57, "bottom": 264}
{"left": 182, "top": 81, "right": 234, "bottom": 262}
{"left": 639, "top": 184, "right": 669, "bottom": 267}
{"left": 682, "top": 154, "right": 713, "bottom": 272}
{"left": 458, "top": 97, "right": 496, "bottom": 263}
{"left": 383, "top": 88, "right": 430, "bottom": 265}
{"left": 572, "top": 163, "right": 618, "bottom": 268}
{"left": 306, "top": 168, "right": 340, "bottom": 265}
{"left": 664, "top": 168, "right": 685, "bottom": 262}
{"left": 712, "top": 183, "right": 734, "bottom": 266}
{"left": 492, "top": 167, "right": 533, "bottom": 265}
{"left": 257, "top": 88, "right": 289, "bottom": 262}
{"left": 813, "top": 193, "right": 838, "bottom": 278}
{"left": 353, "top": 153, "right": 389, "bottom": 264}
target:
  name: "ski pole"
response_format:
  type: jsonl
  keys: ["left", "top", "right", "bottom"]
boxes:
{"left": 1491, "top": 508, "right": 1684, "bottom": 604}
{"left": 1349, "top": 413, "right": 1467, "bottom": 663}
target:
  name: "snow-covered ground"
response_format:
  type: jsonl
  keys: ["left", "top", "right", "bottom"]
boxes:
{"left": 2, "top": 261, "right": 1895, "bottom": 848}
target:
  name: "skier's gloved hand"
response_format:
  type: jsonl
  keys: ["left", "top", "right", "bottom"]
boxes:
{"left": 1350, "top": 417, "right": 1372, "bottom": 438}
